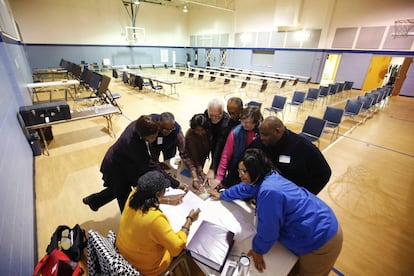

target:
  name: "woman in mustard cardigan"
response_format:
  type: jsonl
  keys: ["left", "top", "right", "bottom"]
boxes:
{"left": 116, "top": 171, "right": 200, "bottom": 276}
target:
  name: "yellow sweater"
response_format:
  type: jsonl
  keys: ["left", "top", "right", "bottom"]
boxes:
{"left": 116, "top": 197, "right": 187, "bottom": 276}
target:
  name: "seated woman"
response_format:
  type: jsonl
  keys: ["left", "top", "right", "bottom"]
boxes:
{"left": 185, "top": 113, "right": 210, "bottom": 191}
{"left": 116, "top": 171, "right": 200, "bottom": 276}
{"left": 209, "top": 149, "right": 342, "bottom": 276}
{"left": 215, "top": 106, "right": 262, "bottom": 188}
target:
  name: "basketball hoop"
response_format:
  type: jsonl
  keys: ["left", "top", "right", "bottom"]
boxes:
{"left": 125, "top": 26, "right": 146, "bottom": 44}
{"left": 392, "top": 19, "right": 414, "bottom": 38}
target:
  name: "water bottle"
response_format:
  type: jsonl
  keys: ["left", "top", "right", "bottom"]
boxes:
{"left": 237, "top": 253, "right": 251, "bottom": 276}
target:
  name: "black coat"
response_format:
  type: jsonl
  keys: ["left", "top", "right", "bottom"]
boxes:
{"left": 204, "top": 110, "right": 231, "bottom": 172}
{"left": 100, "top": 121, "right": 179, "bottom": 194}
{"left": 249, "top": 129, "right": 331, "bottom": 195}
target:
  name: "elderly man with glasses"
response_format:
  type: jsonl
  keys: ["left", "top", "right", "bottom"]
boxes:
{"left": 150, "top": 112, "right": 200, "bottom": 188}
{"left": 202, "top": 99, "right": 231, "bottom": 182}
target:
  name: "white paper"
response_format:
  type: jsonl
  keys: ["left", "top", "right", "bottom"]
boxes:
{"left": 161, "top": 190, "right": 204, "bottom": 232}
{"left": 208, "top": 207, "right": 255, "bottom": 242}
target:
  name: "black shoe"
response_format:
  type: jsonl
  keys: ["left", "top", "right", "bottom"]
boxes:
{"left": 82, "top": 195, "right": 99, "bottom": 211}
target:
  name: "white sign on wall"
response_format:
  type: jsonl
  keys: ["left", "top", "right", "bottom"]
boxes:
{"left": 160, "top": 49, "right": 169, "bottom": 63}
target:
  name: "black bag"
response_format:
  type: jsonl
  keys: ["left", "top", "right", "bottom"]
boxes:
{"left": 19, "top": 101, "right": 71, "bottom": 126}
{"left": 46, "top": 224, "right": 87, "bottom": 262}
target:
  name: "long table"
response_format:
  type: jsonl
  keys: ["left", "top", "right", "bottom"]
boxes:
{"left": 153, "top": 77, "right": 181, "bottom": 96}
{"left": 125, "top": 70, "right": 181, "bottom": 96}
{"left": 217, "top": 66, "right": 311, "bottom": 84}
{"left": 161, "top": 159, "right": 298, "bottom": 275}
{"left": 25, "top": 104, "right": 121, "bottom": 155}
{"left": 32, "top": 68, "right": 68, "bottom": 82}
{"left": 27, "top": 79, "right": 79, "bottom": 102}
{"left": 172, "top": 67, "right": 287, "bottom": 92}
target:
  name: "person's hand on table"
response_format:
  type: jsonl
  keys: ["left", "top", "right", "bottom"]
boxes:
{"left": 248, "top": 249, "right": 266, "bottom": 272}
{"left": 191, "top": 177, "right": 201, "bottom": 191}
{"left": 187, "top": 208, "right": 201, "bottom": 222}
{"left": 207, "top": 179, "right": 222, "bottom": 190}
{"left": 190, "top": 180, "right": 203, "bottom": 194}
{"left": 162, "top": 194, "right": 185, "bottom": 205}
{"left": 208, "top": 188, "right": 221, "bottom": 200}
{"left": 181, "top": 208, "right": 201, "bottom": 235}
{"left": 178, "top": 182, "right": 189, "bottom": 192}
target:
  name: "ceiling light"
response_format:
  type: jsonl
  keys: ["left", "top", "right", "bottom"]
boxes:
{"left": 183, "top": 5, "right": 188, "bottom": 13}
{"left": 133, "top": 0, "right": 140, "bottom": 5}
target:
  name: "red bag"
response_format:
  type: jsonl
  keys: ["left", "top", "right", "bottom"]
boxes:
{"left": 33, "top": 249, "right": 83, "bottom": 276}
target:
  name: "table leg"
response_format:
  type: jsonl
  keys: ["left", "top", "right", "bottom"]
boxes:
{"left": 38, "top": 128, "right": 50, "bottom": 156}
{"left": 65, "top": 87, "right": 75, "bottom": 101}
{"left": 31, "top": 88, "right": 40, "bottom": 102}
{"left": 104, "top": 114, "right": 116, "bottom": 138}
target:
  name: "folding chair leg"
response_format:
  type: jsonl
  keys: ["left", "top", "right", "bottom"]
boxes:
{"left": 164, "top": 251, "right": 191, "bottom": 276}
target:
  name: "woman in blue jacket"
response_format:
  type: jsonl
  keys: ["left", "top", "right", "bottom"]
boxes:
{"left": 209, "top": 148, "right": 342, "bottom": 275}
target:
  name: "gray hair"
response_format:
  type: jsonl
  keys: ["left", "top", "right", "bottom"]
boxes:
{"left": 227, "top": 97, "right": 243, "bottom": 109}
{"left": 207, "top": 98, "right": 224, "bottom": 110}
{"left": 159, "top": 112, "right": 175, "bottom": 123}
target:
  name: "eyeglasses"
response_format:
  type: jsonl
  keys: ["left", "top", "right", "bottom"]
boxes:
{"left": 209, "top": 113, "right": 223, "bottom": 119}
{"left": 161, "top": 127, "right": 176, "bottom": 133}
{"left": 237, "top": 168, "right": 248, "bottom": 175}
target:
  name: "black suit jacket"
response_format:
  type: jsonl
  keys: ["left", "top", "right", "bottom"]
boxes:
{"left": 249, "top": 129, "right": 331, "bottom": 194}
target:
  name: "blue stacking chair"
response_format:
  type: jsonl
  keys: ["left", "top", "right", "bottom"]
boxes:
{"left": 298, "top": 116, "right": 327, "bottom": 148}
{"left": 322, "top": 106, "right": 344, "bottom": 141}
{"left": 264, "top": 95, "right": 287, "bottom": 119}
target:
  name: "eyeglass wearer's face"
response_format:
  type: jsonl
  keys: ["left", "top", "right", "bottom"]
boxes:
{"left": 208, "top": 106, "right": 223, "bottom": 124}
{"left": 227, "top": 102, "right": 242, "bottom": 122}
{"left": 159, "top": 121, "right": 176, "bottom": 136}
{"left": 238, "top": 161, "right": 252, "bottom": 184}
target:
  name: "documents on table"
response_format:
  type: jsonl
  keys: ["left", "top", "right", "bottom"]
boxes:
{"left": 186, "top": 220, "right": 235, "bottom": 272}
{"left": 204, "top": 202, "right": 255, "bottom": 242}
{"left": 161, "top": 190, "right": 204, "bottom": 232}
{"left": 161, "top": 189, "right": 255, "bottom": 242}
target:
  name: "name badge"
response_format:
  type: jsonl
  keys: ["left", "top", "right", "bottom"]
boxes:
{"left": 157, "top": 137, "right": 163, "bottom": 145}
{"left": 279, "top": 155, "right": 291, "bottom": 164}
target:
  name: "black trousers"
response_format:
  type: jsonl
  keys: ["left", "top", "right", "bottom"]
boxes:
{"left": 85, "top": 183, "right": 131, "bottom": 212}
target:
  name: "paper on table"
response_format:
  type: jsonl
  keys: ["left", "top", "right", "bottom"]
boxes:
{"left": 205, "top": 204, "right": 256, "bottom": 242}
{"left": 164, "top": 187, "right": 185, "bottom": 196}
{"left": 161, "top": 190, "right": 204, "bottom": 232}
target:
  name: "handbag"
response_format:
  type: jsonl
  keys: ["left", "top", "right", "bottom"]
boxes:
{"left": 33, "top": 249, "right": 83, "bottom": 276}
{"left": 46, "top": 224, "right": 87, "bottom": 262}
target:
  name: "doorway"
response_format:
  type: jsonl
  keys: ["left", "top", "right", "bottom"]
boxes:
{"left": 320, "top": 54, "right": 342, "bottom": 86}
{"left": 362, "top": 56, "right": 392, "bottom": 91}
{"left": 394, "top": 57, "right": 413, "bottom": 96}
{"left": 382, "top": 57, "right": 404, "bottom": 86}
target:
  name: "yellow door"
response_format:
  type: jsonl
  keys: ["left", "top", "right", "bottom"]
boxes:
{"left": 362, "top": 56, "right": 392, "bottom": 91}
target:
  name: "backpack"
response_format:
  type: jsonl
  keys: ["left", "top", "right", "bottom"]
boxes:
{"left": 46, "top": 224, "right": 87, "bottom": 262}
{"left": 33, "top": 249, "right": 83, "bottom": 276}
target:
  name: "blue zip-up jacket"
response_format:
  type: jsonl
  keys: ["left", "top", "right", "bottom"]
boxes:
{"left": 220, "top": 171, "right": 338, "bottom": 256}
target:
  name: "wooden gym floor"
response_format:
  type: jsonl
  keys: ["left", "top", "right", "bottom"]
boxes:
{"left": 34, "top": 68, "right": 414, "bottom": 275}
